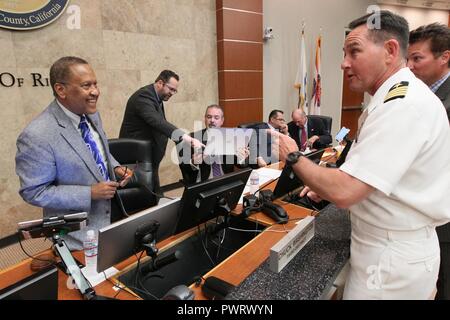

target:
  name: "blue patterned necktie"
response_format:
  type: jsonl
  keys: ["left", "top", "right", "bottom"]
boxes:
{"left": 211, "top": 162, "right": 222, "bottom": 177}
{"left": 79, "top": 115, "right": 109, "bottom": 180}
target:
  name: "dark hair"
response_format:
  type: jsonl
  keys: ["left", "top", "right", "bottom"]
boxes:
{"left": 410, "top": 23, "right": 450, "bottom": 67}
{"left": 205, "top": 104, "right": 224, "bottom": 117}
{"left": 155, "top": 70, "right": 179, "bottom": 83}
{"left": 49, "top": 56, "right": 89, "bottom": 96}
{"left": 348, "top": 10, "right": 409, "bottom": 59}
{"left": 268, "top": 109, "right": 283, "bottom": 121}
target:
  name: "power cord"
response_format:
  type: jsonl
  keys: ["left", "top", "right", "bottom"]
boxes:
{"left": 197, "top": 224, "right": 216, "bottom": 268}
{"left": 252, "top": 176, "right": 280, "bottom": 196}
{"left": 16, "top": 232, "right": 56, "bottom": 264}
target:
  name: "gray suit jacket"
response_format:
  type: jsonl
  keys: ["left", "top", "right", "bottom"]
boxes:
{"left": 15, "top": 100, "right": 120, "bottom": 250}
{"left": 435, "top": 76, "right": 450, "bottom": 242}
{"left": 435, "top": 75, "right": 450, "bottom": 122}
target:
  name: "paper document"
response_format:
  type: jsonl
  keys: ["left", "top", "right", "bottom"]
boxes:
{"left": 81, "top": 266, "right": 118, "bottom": 287}
{"left": 238, "top": 168, "right": 282, "bottom": 204}
{"left": 203, "top": 128, "right": 254, "bottom": 156}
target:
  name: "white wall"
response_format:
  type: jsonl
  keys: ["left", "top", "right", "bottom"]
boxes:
{"left": 379, "top": 4, "right": 448, "bottom": 29}
{"left": 263, "top": 0, "right": 449, "bottom": 139}
{"left": 263, "top": 0, "right": 373, "bottom": 138}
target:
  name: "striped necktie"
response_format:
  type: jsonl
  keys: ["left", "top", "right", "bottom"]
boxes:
{"left": 79, "top": 115, "right": 109, "bottom": 180}
{"left": 211, "top": 162, "right": 222, "bottom": 177}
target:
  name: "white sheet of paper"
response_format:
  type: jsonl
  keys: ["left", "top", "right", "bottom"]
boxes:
{"left": 238, "top": 168, "right": 282, "bottom": 204}
{"left": 203, "top": 128, "right": 254, "bottom": 156}
{"left": 81, "top": 266, "right": 118, "bottom": 287}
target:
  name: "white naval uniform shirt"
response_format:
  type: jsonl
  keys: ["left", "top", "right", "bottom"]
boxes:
{"left": 339, "top": 68, "right": 450, "bottom": 231}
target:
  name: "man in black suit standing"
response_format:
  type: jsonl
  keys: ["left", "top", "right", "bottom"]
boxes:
{"left": 179, "top": 104, "right": 249, "bottom": 185}
{"left": 408, "top": 23, "right": 450, "bottom": 300}
{"left": 119, "top": 70, "right": 203, "bottom": 195}
{"left": 288, "top": 109, "right": 331, "bottom": 151}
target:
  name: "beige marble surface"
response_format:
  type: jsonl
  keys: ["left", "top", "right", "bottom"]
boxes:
{"left": 0, "top": 0, "right": 218, "bottom": 239}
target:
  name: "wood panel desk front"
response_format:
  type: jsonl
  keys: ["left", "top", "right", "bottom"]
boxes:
{"left": 0, "top": 159, "right": 324, "bottom": 300}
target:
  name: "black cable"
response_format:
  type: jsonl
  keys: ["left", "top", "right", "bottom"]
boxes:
{"left": 16, "top": 233, "right": 56, "bottom": 264}
{"left": 197, "top": 224, "right": 216, "bottom": 267}
{"left": 115, "top": 192, "right": 130, "bottom": 217}
{"left": 103, "top": 271, "right": 124, "bottom": 299}
{"left": 252, "top": 176, "right": 280, "bottom": 196}
{"left": 143, "top": 184, "right": 175, "bottom": 201}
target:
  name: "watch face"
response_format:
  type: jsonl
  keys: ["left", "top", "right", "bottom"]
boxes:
{"left": 287, "top": 152, "right": 301, "bottom": 165}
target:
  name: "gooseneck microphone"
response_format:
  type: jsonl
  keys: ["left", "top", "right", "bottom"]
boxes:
{"left": 141, "top": 250, "right": 182, "bottom": 274}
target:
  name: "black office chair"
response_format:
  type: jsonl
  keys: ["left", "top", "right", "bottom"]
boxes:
{"left": 237, "top": 121, "right": 267, "bottom": 129}
{"left": 108, "top": 138, "right": 157, "bottom": 223}
{"left": 308, "top": 115, "right": 332, "bottom": 135}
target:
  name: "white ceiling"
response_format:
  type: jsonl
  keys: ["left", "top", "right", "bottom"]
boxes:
{"left": 377, "top": 0, "right": 450, "bottom": 10}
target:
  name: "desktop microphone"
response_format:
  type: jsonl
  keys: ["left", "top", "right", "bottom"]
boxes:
{"left": 141, "top": 250, "right": 182, "bottom": 274}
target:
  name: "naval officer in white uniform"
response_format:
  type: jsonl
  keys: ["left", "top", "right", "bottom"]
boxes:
{"left": 270, "top": 10, "right": 450, "bottom": 299}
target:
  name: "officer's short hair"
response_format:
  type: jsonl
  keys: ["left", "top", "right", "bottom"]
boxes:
{"left": 409, "top": 23, "right": 450, "bottom": 67}
{"left": 348, "top": 10, "right": 409, "bottom": 59}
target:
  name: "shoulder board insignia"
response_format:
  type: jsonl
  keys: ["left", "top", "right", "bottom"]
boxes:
{"left": 384, "top": 81, "right": 409, "bottom": 103}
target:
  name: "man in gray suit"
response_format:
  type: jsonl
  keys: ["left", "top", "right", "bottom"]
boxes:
{"left": 408, "top": 23, "right": 450, "bottom": 122}
{"left": 15, "top": 56, "right": 132, "bottom": 250}
{"left": 408, "top": 23, "right": 450, "bottom": 300}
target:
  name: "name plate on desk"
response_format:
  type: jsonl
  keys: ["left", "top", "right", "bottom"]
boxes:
{"left": 269, "top": 216, "right": 315, "bottom": 273}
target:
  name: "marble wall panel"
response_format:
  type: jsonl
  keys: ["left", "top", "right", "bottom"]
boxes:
{"left": 0, "top": 0, "right": 218, "bottom": 239}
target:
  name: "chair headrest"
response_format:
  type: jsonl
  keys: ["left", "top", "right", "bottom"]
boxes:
{"left": 108, "top": 138, "right": 152, "bottom": 164}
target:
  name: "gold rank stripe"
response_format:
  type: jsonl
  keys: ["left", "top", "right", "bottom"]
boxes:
{"left": 384, "top": 82, "right": 409, "bottom": 103}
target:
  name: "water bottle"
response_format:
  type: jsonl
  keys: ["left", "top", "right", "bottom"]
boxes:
{"left": 249, "top": 170, "right": 260, "bottom": 196}
{"left": 83, "top": 229, "right": 98, "bottom": 273}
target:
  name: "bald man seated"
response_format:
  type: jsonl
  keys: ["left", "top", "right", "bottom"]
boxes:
{"left": 287, "top": 109, "right": 332, "bottom": 151}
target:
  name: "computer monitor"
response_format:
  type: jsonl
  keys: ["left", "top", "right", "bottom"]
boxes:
{"left": 174, "top": 168, "right": 253, "bottom": 234}
{"left": 273, "top": 149, "right": 325, "bottom": 199}
{"left": 97, "top": 198, "right": 180, "bottom": 273}
{"left": 335, "top": 139, "right": 353, "bottom": 168}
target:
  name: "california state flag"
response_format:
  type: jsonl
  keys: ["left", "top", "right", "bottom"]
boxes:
{"left": 311, "top": 35, "right": 322, "bottom": 115}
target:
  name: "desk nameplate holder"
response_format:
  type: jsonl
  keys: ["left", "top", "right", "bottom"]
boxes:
{"left": 269, "top": 216, "right": 315, "bottom": 273}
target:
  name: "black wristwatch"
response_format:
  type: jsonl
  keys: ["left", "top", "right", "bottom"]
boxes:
{"left": 285, "top": 151, "right": 303, "bottom": 166}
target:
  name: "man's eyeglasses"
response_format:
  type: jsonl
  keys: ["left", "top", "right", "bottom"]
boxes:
{"left": 164, "top": 83, "right": 178, "bottom": 94}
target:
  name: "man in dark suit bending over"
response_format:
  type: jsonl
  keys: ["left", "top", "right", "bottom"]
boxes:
{"left": 288, "top": 109, "right": 331, "bottom": 151}
{"left": 119, "top": 70, "right": 203, "bottom": 195}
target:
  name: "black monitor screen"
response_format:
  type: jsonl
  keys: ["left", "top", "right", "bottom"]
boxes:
{"left": 174, "top": 168, "right": 252, "bottom": 234}
{"left": 273, "top": 149, "right": 325, "bottom": 199}
{"left": 335, "top": 140, "right": 353, "bottom": 168}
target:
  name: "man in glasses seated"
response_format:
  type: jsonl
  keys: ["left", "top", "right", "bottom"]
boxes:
{"left": 15, "top": 56, "right": 133, "bottom": 250}
{"left": 119, "top": 70, "right": 203, "bottom": 197}
{"left": 252, "top": 109, "right": 290, "bottom": 167}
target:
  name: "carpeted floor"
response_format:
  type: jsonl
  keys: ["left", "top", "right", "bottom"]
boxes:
{"left": 0, "top": 238, "right": 52, "bottom": 271}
